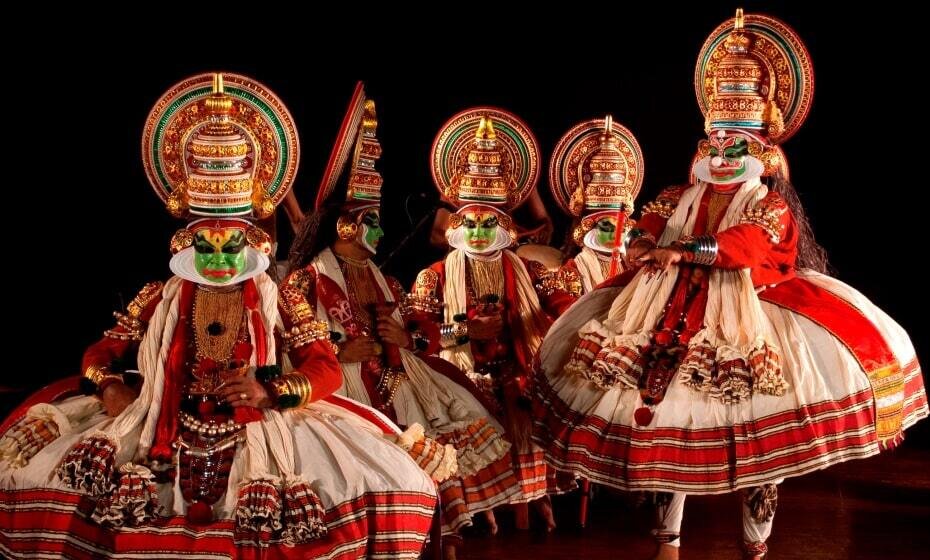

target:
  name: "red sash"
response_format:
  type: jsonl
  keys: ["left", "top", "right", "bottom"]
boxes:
{"left": 149, "top": 279, "right": 266, "bottom": 462}
{"left": 316, "top": 272, "right": 368, "bottom": 337}
{"left": 315, "top": 271, "right": 391, "bottom": 410}
{"left": 759, "top": 277, "right": 904, "bottom": 447}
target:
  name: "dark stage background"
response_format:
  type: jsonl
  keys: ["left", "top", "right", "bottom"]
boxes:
{"left": 8, "top": 3, "right": 926, "bottom": 444}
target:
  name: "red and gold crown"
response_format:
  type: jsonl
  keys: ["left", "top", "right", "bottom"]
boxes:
{"left": 347, "top": 100, "right": 383, "bottom": 203}
{"left": 456, "top": 117, "right": 510, "bottom": 205}
{"left": 431, "top": 107, "right": 540, "bottom": 211}
{"left": 142, "top": 73, "right": 300, "bottom": 219}
{"left": 315, "top": 82, "right": 383, "bottom": 212}
{"left": 696, "top": 9, "right": 814, "bottom": 144}
{"left": 550, "top": 115, "right": 643, "bottom": 218}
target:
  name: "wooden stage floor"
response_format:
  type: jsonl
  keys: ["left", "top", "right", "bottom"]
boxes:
{"left": 458, "top": 446, "right": 930, "bottom": 560}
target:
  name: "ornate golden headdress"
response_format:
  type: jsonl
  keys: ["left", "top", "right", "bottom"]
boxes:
{"left": 550, "top": 115, "right": 644, "bottom": 218}
{"left": 431, "top": 107, "right": 540, "bottom": 212}
{"left": 454, "top": 117, "right": 511, "bottom": 205}
{"left": 142, "top": 73, "right": 300, "bottom": 219}
{"left": 696, "top": 8, "right": 814, "bottom": 144}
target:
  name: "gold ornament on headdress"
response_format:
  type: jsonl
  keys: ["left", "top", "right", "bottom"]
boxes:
{"left": 170, "top": 229, "right": 194, "bottom": 254}
{"left": 184, "top": 74, "right": 262, "bottom": 217}
{"left": 703, "top": 9, "right": 785, "bottom": 139}
{"left": 245, "top": 225, "right": 272, "bottom": 256}
{"left": 570, "top": 115, "right": 636, "bottom": 215}
{"left": 336, "top": 215, "right": 359, "bottom": 240}
{"left": 449, "top": 116, "right": 516, "bottom": 206}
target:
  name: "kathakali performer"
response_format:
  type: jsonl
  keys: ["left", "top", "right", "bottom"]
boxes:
{"left": 285, "top": 83, "right": 522, "bottom": 558}
{"left": 411, "top": 108, "right": 579, "bottom": 531}
{"left": 0, "top": 73, "right": 438, "bottom": 560}
{"left": 532, "top": 11, "right": 928, "bottom": 559}
{"left": 549, "top": 115, "right": 644, "bottom": 293}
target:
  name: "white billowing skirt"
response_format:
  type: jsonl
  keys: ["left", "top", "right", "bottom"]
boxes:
{"left": 532, "top": 272, "right": 927, "bottom": 494}
{"left": 0, "top": 396, "right": 437, "bottom": 560}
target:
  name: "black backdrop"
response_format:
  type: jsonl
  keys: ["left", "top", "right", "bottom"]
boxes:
{"left": 10, "top": 2, "right": 926, "bottom": 443}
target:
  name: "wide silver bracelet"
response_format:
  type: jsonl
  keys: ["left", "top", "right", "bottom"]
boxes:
{"left": 439, "top": 321, "right": 468, "bottom": 348}
{"left": 680, "top": 235, "right": 718, "bottom": 265}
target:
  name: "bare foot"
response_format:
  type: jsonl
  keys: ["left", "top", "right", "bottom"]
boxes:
{"left": 651, "top": 543, "right": 679, "bottom": 560}
{"left": 532, "top": 497, "right": 556, "bottom": 532}
{"left": 443, "top": 543, "right": 457, "bottom": 560}
{"left": 483, "top": 510, "right": 498, "bottom": 536}
{"left": 513, "top": 503, "right": 530, "bottom": 530}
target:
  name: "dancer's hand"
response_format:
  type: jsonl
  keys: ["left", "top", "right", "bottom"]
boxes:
{"left": 220, "top": 376, "right": 273, "bottom": 408}
{"left": 101, "top": 382, "right": 138, "bottom": 417}
{"left": 626, "top": 241, "right": 654, "bottom": 267}
{"left": 639, "top": 247, "right": 683, "bottom": 272}
{"left": 338, "top": 335, "right": 380, "bottom": 363}
{"left": 376, "top": 316, "right": 412, "bottom": 349}
{"left": 469, "top": 314, "right": 503, "bottom": 340}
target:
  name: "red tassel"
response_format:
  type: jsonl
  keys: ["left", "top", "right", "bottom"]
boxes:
{"left": 243, "top": 280, "right": 267, "bottom": 366}
{"left": 187, "top": 499, "right": 214, "bottom": 525}
{"left": 608, "top": 212, "right": 627, "bottom": 278}
{"left": 654, "top": 330, "right": 673, "bottom": 346}
{"left": 233, "top": 406, "right": 263, "bottom": 425}
{"left": 149, "top": 443, "right": 173, "bottom": 463}
{"left": 634, "top": 407, "right": 654, "bottom": 426}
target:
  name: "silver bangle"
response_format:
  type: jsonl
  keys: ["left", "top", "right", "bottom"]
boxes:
{"left": 690, "top": 235, "right": 718, "bottom": 265}
{"left": 439, "top": 322, "right": 467, "bottom": 347}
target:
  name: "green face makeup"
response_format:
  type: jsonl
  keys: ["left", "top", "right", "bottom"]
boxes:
{"left": 595, "top": 217, "right": 618, "bottom": 246}
{"left": 708, "top": 135, "right": 749, "bottom": 181}
{"left": 193, "top": 228, "right": 246, "bottom": 283}
{"left": 359, "top": 209, "right": 384, "bottom": 254}
{"left": 462, "top": 211, "right": 499, "bottom": 250}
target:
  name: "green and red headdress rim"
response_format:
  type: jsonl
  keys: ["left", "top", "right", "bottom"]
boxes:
{"left": 548, "top": 117, "right": 644, "bottom": 217}
{"left": 688, "top": 128, "right": 790, "bottom": 183}
{"left": 430, "top": 106, "right": 541, "bottom": 211}
{"left": 170, "top": 218, "right": 272, "bottom": 256}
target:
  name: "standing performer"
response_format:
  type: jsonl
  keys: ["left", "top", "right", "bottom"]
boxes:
{"left": 549, "top": 115, "right": 644, "bottom": 293}
{"left": 0, "top": 73, "right": 438, "bottom": 560}
{"left": 532, "top": 11, "right": 928, "bottom": 559}
{"left": 411, "top": 108, "right": 577, "bottom": 531}
{"left": 286, "top": 83, "right": 521, "bottom": 559}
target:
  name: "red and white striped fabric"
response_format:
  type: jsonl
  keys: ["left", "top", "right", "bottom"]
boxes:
{"left": 0, "top": 396, "right": 438, "bottom": 559}
{"left": 0, "top": 487, "right": 435, "bottom": 559}
{"left": 533, "top": 272, "right": 928, "bottom": 494}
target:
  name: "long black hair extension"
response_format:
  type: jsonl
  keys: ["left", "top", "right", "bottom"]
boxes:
{"left": 768, "top": 171, "right": 831, "bottom": 274}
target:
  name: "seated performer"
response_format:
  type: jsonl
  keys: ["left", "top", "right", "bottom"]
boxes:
{"left": 532, "top": 11, "right": 928, "bottom": 560}
{"left": 0, "top": 73, "right": 438, "bottom": 560}
{"left": 286, "top": 83, "right": 520, "bottom": 559}
{"left": 412, "top": 108, "right": 578, "bottom": 532}
{"left": 549, "top": 115, "right": 644, "bottom": 293}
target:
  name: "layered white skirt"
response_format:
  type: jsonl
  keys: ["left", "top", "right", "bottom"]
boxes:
{"left": 533, "top": 272, "right": 927, "bottom": 494}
